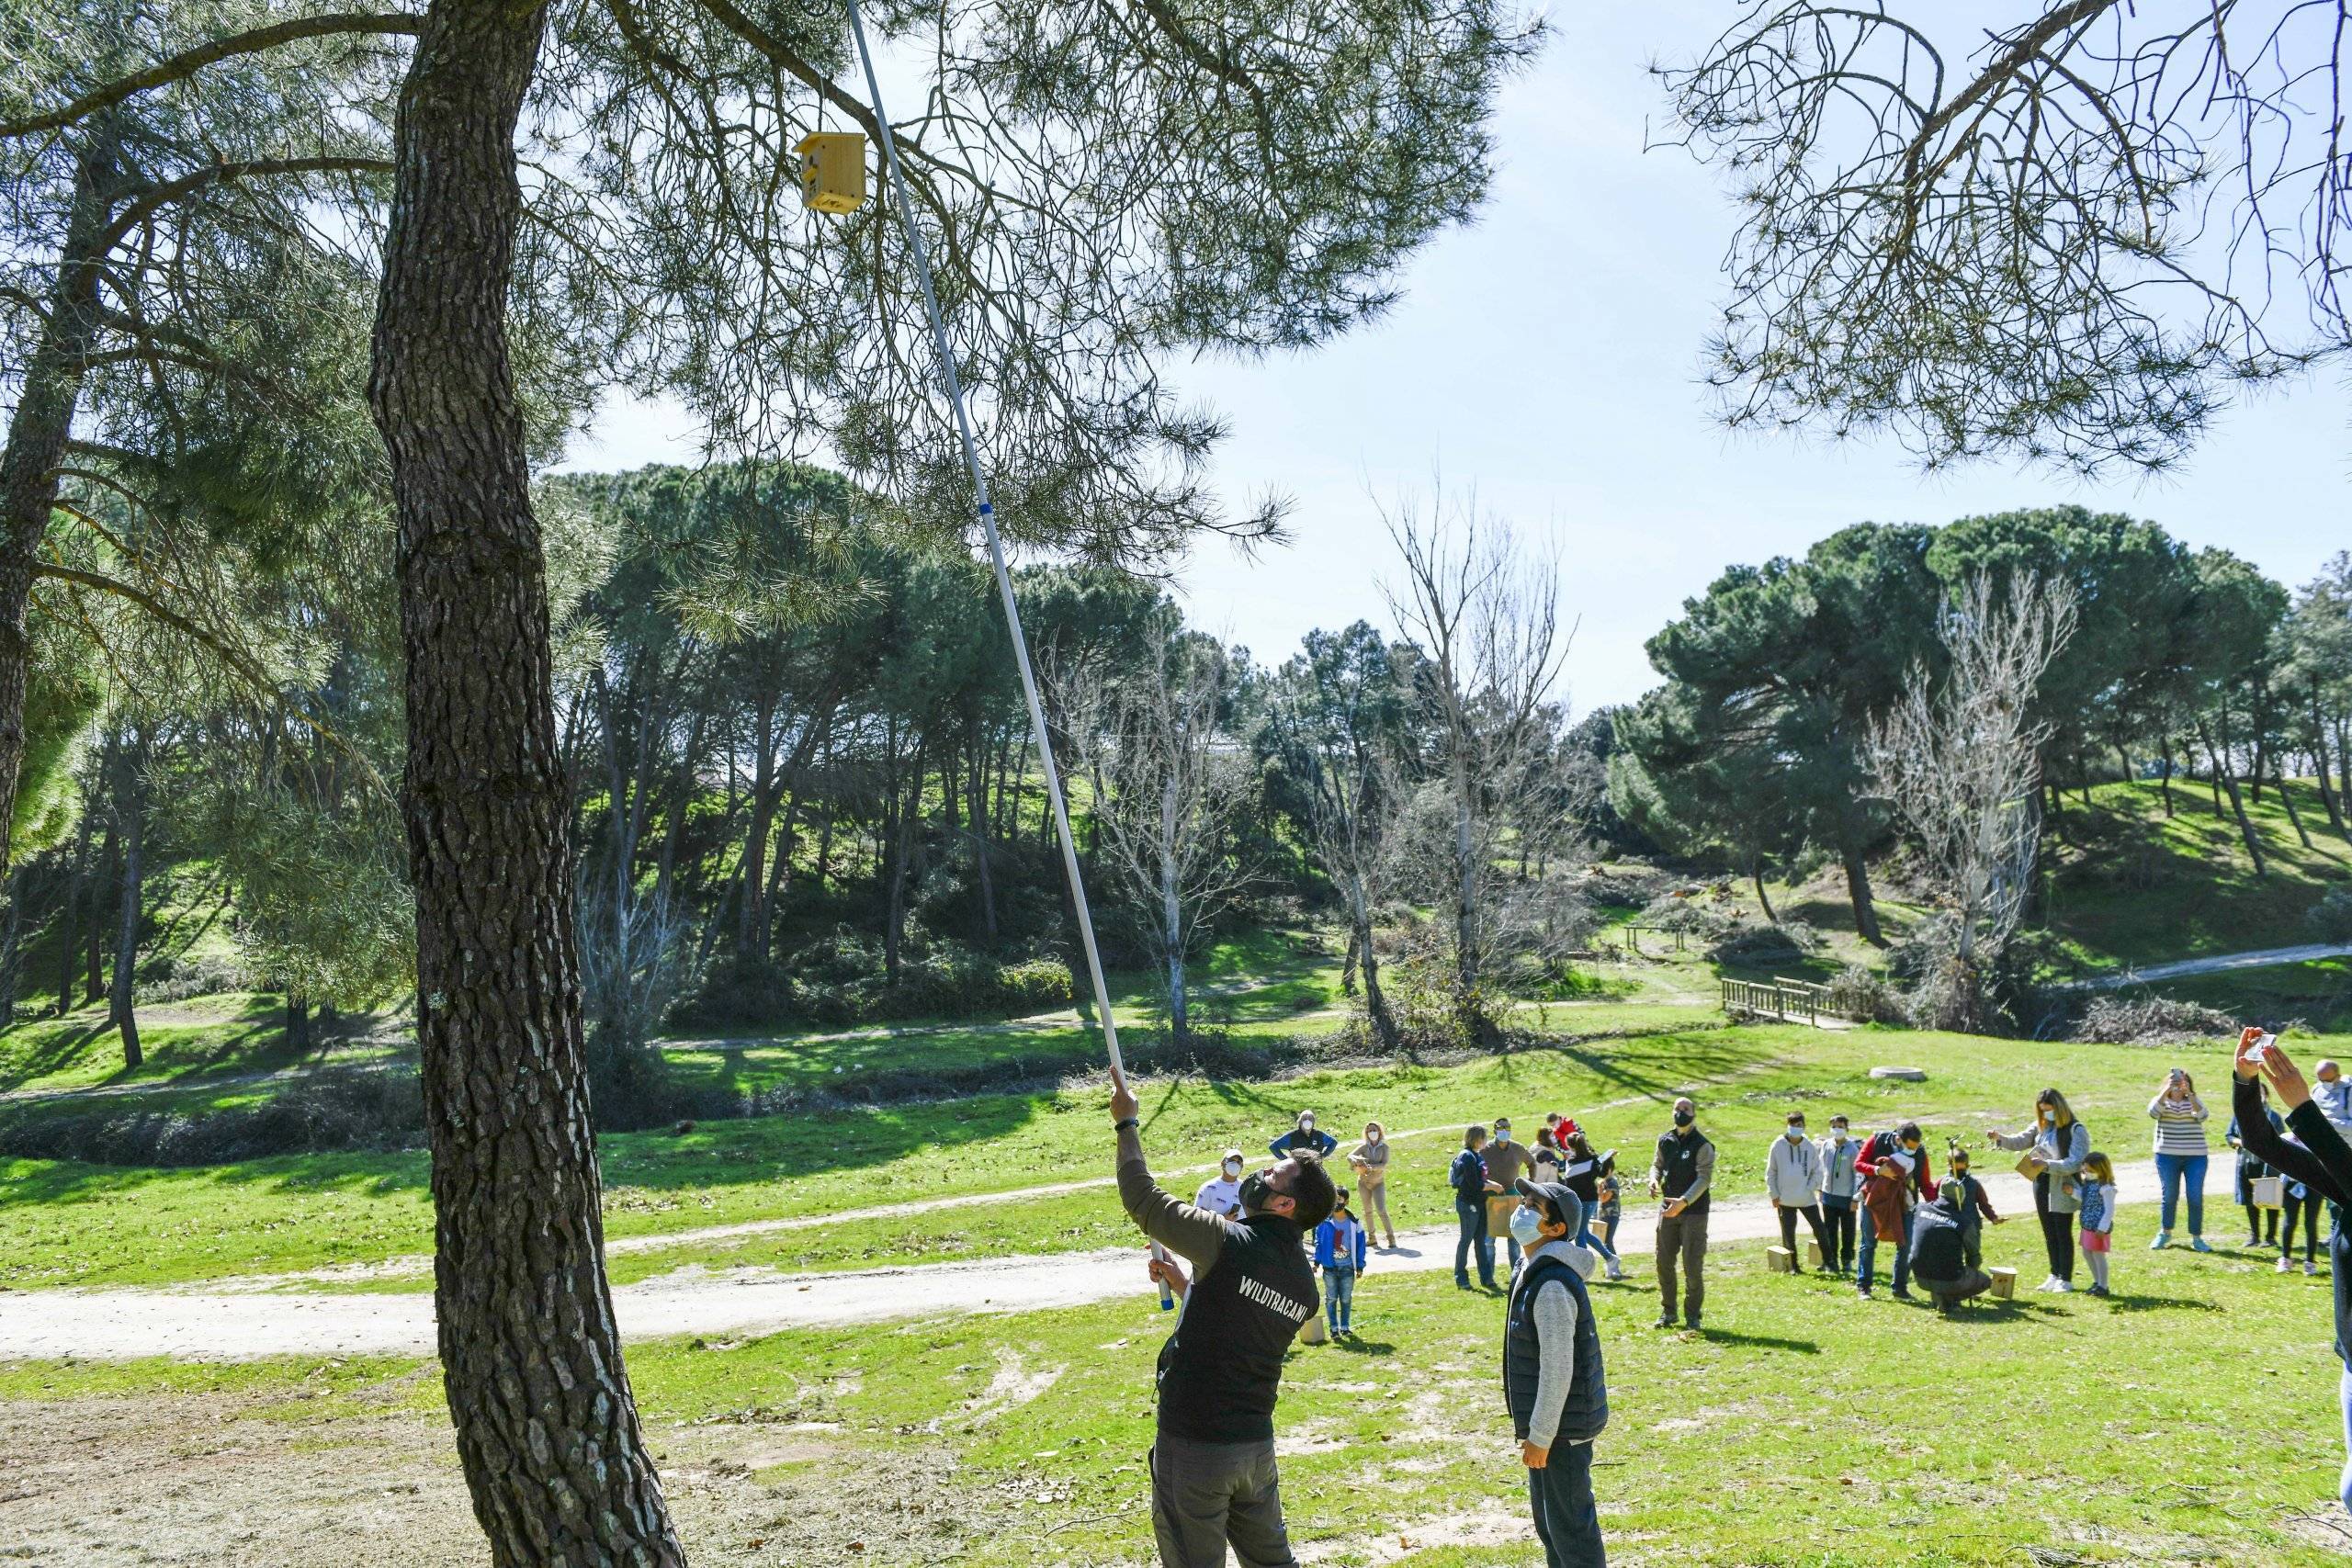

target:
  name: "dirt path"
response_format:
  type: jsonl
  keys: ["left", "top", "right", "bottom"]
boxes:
{"left": 0, "top": 1158, "right": 2168, "bottom": 1362}
{"left": 2073, "top": 942, "right": 2352, "bottom": 990}
{"left": 178, "top": 1066, "right": 1802, "bottom": 1292}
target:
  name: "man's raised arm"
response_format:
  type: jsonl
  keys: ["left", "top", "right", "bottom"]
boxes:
{"left": 1113, "top": 1079, "right": 1232, "bottom": 1270}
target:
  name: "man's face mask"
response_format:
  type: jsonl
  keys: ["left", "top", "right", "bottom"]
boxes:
{"left": 1786, "top": 1124, "right": 1804, "bottom": 1141}
{"left": 1239, "top": 1170, "right": 1278, "bottom": 1213}
{"left": 1222, "top": 1158, "right": 1242, "bottom": 1179}
{"left": 1494, "top": 1126, "right": 1510, "bottom": 1144}
{"left": 1830, "top": 1126, "right": 1849, "bottom": 1142}
{"left": 1673, "top": 1109, "right": 1695, "bottom": 1128}
{"left": 1508, "top": 1205, "right": 1547, "bottom": 1247}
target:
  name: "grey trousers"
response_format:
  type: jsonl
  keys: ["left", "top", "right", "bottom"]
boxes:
{"left": 1150, "top": 1431, "right": 1297, "bottom": 1568}
{"left": 1657, "top": 1205, "right": 1710, "bottom": 1323}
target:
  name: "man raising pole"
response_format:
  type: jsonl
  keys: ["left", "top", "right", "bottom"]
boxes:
{"left": 1114, "top": 1077, "right": 1337, "bottom": 1568}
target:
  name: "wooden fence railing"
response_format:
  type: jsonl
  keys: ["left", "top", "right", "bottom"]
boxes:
{"left": 1719, "top": 975, "right": 1827, "bottom": 1026}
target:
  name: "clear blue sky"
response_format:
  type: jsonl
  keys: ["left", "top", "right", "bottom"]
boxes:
{"left": 566, "top": 3, "right": 2347, "bottom": 714}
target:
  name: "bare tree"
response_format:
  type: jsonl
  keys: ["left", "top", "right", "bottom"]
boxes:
{"left": 1054, "top": 634, "right": 1248, "bottom": 1041}
{"left": 1383, "top": 489, "right": 1581, "bottom": 1039}
{"left": 1658, "top": 3, "right": 2352, "bottom": 475}
{"left": 1867, "top": 571, "right": 2078, "bottom": 1030}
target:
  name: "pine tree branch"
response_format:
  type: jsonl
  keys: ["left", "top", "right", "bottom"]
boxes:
{"left": 0, "top": 13, "right": 424, "bottom": 141}
{"left": 96, "top": 157, "right": 393, "bottom": 256}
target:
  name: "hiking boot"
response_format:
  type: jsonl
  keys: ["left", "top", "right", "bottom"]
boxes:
{"left": 1652, "top": 1314, "right": 1675, "bottom": 1329}
{"left": 1684, "top": 1316, "right": 1702, "bottom": 1332}
{"left": 2149, "top": 1231, "right": 2171, "bottom": 1250}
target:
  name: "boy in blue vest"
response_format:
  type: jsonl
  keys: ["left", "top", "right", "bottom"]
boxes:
{"left": 1505, "top": 1179, "right": 1611, "bottom": 1568}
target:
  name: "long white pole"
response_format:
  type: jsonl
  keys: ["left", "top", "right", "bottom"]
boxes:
{"left": 843, "top": 0, "right": 1125, "bottom": 1083}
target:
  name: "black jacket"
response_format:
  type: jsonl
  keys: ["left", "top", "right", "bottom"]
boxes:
{"left": 2233, "top": 1077, "right": 2352, "bottom": 1368}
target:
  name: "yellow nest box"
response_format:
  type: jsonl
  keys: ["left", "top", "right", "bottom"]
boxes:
{"left": 796, "top": 132, "right": 867, "bottom": 215}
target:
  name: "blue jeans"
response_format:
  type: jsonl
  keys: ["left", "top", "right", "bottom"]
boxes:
{"left": 2155, "top": 1152, "right": 2208, "bottom": 1235}
{"left": 2339, "top": 1368, "right": 2352, "bottom": 1514}
{"left": 1456, "top": 1199, "right": 1496, "bottom": 1284}
{"left": 1857, "top": 1222, "right": 1908, "bottom": 1293}
{"left": 1527, "top": 1439, "right": 1605, "bottom": 1567}
{"left": 1323, "top": 1266, "right": 1356, "bottom": 1332}
{"left": 1574, "top": 1219, "right": 1618, "bottom": 1264}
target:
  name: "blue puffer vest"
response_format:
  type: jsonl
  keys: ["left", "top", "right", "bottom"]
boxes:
{"left": 1503, "top": 1251, "right": 1608, "bottom": 1444}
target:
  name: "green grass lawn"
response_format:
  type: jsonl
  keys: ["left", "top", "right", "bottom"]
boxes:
{"left": 2040, "top": 778, "right": 2348, "bottom": 973}
{"left": 10, "top": 1207, "right": 2346, "bottom": 1565}
{"left": 0, "top": 992, "right": 402, "bottom": 1095}
{"left": 7, "top": 1021, "right": 2334, "bottom": 1292}
{"left": 2140, "top": 957, "right": 2352, "bottom": 1034}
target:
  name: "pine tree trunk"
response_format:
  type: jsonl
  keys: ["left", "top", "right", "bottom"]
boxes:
{"left": 1838, "top": 829, "right": 1883, "bottom": 946}
{"left": 368, "top": 4, "right": 680, "bottom": 1560}
{"left": 2159, "top": 733, "right": 2176, "bottom": 817}
{"left": 286, "top": 995, "right": 311, "bottom": 1055}
{"left": 109, "top": 747, "right": 141, "bottom": 1070}
{"left": 57, "top": 807, "right": 88, "bottom": 1016}
{"left": 2276, "top": 764, "right": 2314, "bottom": 850}
{"left": 0, "top": 120, "right": 119, "bottom": 881}
{"left": 2311, "top": 680, "right": 2347, "bottom": 839}
{"left": 0, "top": 864, "right": 24, "bottom": 1030}
{"left": 1750, "top": 861, "right": 1778, "bottom": 926}
{"left": 969, "top": 738, "right": 997, "bottom": 941}
{"left": 2198, "top": 722, "right": 2267, "bottom": 879}
{"left": 1160, "top": 773, "right": 1187, "bottom": 1040}
{"left": 86, "top": 821, "right": 112, "bottom": 1005}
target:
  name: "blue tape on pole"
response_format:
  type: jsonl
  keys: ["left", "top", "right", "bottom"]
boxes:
{"left": 978, "top": 502, "right": 993, "bottom": 515}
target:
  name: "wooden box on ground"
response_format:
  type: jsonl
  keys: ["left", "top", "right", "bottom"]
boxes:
{"left": 1807, "top": 1241, "right": 1824, "bottom": 1269}
{"left": 1766, "top": 1246, "right": 1794, "bottom": 1273}
{"left": 1988, "top": 1267, "right": 2018, "bottom": 1300}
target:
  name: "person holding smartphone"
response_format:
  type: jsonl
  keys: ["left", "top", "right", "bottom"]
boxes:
{"left": 2229, "top": 1029, "right": 2352, "bottom": 1517}
{"left": 2146, "top": 1067, "right": 2212, "bottom": 1251}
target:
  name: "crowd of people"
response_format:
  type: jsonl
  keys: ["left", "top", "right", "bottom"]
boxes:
{"left": 1108, "top": 1032, "right": 2352, "bottom": 1568}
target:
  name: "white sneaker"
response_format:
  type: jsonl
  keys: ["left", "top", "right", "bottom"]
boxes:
{"left": 2034, "top": 1276, "right": 2061, "bottom": 1292}
{"left": 2307, "top": 1260, "right": 2320, "bottom": 1277}
{"left": 2052, "top": 1279, "right": 2074, "bottom": 1292}
{"left": 2278, "top": 1256, "right": 2294, "bottom": 1273}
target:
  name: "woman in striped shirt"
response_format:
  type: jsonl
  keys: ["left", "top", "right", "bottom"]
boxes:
{"left": 2148, "top": 1066, "right": 2212, "bottom": 1252}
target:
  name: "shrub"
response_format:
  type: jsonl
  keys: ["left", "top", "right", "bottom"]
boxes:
{"left": 137, "top": 951, "right": 252, "bottom": 1004}
{"left": 1708, "top": 921, "right": 1818, "bottom": 967}
{"left": 0, "top": 1068, "right": 424, "bottom": 1166}
{"left": 2075, "top": 994, "right": 2241, "bottom": 1046}
{"left": 2309, "top": 886, "right": 2352, "bottom": 945}
{"left": 1823, "top": 964, "right": 1905, "bottom": 1025}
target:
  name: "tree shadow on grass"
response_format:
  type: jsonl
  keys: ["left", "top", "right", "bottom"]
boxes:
{"left": 2103, "top": 1292, "right": 2225, "bottom": 1314}
{"left": 1690, "top": 1327, "right": 1818, "bottom": 1353}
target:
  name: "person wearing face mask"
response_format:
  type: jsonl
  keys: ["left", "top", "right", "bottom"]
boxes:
{"left": 1556, "top": 1130, "right": 1625, "bottom": 1282}
{"left": 1645, "top": 1098, "right": 1714, "bottom": 1331}
{"left": 1114, "top": 1077, "right": 1336, "bottom": 1568}
{"left": 1453, "top": 1125, "right": 1506, "bottom": 1290}
{"left": 1853, "top": 1122, "right": 1935, "bottom": 1302}
{"left": 2316, "top": 1061, "right": 2352, "bottom": 1135}
{"left": 1988, "top": 1087, "right": 2089, "bottom": 1292}
{"left": 1815, "top": 1115, "right": 1860, "bottom": 1277}
{"left": 1940, "top": 1144, "right": 2002, "bottom": 1272}
{"left": 1486, "top": 1118, "right": 1538, "bottom": 1268}
{"left": 1195, "top": 1150, "right": 1248, "bottom": 1219}
{"left": 1502, "top": 1179, "right": 1610, "bottom": 1568}
{"left": 2145, "top": 1066, "right": 2212, "bottom": 1251}
{"left": 1765, "top": 1111, "right": 1833, "bottom": 1275}
{"left": 1346, "top": 1122, "right": 1396, "bottom": 1249}
{"left": 1271, "top": 1111, "right": 1338, "bottom": 1162}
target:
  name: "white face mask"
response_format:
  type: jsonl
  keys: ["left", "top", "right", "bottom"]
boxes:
{"left": 1786, "top": 1128, "right": 1804, "bottom": 1141}
{"left": 2041, "top": 1110, "right": 2055, "bottom": 1125}
{"left": 1508, "top": 1206, "right": 1547, "bottom": 1247}
{"left": 1831, "top": 1129, "right": 1848, "bottom": 1143}
{"left": 1222, "top": 1159, "right": 1242, "bottom": 1179}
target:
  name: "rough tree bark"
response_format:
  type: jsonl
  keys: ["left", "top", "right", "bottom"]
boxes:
{"left": 108, "top": 731, "right": 142, "bottom": 1067}
{"left": 2197, "top": 720, "right": 2267, "bottom": 879}
{"left": 0, "top": 118, "right": 119, "bottom": 881}
{"left": 1838, "top": 828, "right": 1883, "bottom": 946}
{"left": 367, "top": 1, "right": 681, "bottom": 1560}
